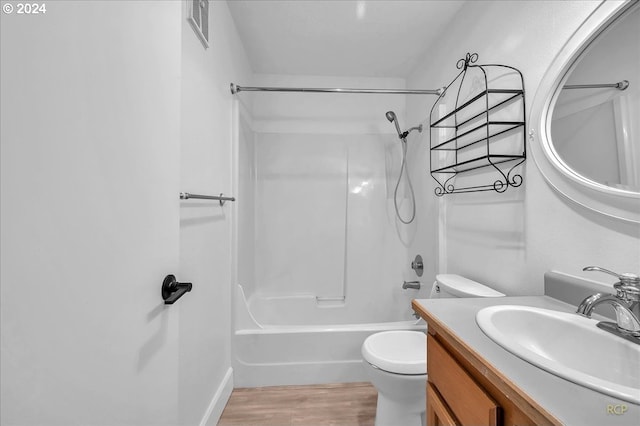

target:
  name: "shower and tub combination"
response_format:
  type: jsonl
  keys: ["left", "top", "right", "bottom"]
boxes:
{"left": 231, "top": 81, "right": 441, "bottom": 387}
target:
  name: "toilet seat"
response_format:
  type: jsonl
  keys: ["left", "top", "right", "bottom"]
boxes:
{"left": 362, "top": 331, "right": 426, "bottom": 375}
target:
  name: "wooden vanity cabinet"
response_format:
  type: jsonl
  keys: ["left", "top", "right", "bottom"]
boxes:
{"left": 415, "top": 302, "right": 561, "bottom": 426}
{"left": 427, "top": 382, "right": 458, "bottom": 426}
{"left": 427, "top": 334, "right": 501, "bottom": 425}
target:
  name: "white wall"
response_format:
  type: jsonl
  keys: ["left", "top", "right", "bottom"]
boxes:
{"left": 178, "top": 1, "right": 251, "bottom": 425}
{"left": 407, "top": 0, "right": 640, "bottom": 296}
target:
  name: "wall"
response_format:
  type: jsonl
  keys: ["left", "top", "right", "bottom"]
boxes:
{"left": 179, "top": 1, "right": 251, "bottom": 425}
{"left": 407, "top": 0, "right": 640, "bottom": 296}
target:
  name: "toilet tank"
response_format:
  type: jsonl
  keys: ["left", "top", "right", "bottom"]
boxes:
{"left": 430, "top": 274, "right": 505, "bottom": 298}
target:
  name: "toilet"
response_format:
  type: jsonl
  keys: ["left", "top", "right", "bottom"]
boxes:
{"left": 361, "top": 274, "right": 505, "bottom": 426}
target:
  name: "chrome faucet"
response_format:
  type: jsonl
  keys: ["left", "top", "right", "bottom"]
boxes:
{"left": 402, "top": 281, "right": 421, "bottom": 290}
{"left": 576, "top": 266, "right": 640, "bottom": 341}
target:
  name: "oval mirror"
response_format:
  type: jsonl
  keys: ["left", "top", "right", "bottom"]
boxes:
{"left": 530, "top": 1, "right": 640, "bottom": 223}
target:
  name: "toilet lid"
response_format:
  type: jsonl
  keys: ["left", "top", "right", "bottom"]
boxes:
{"left": 362, "top": 331, "right": 426, "bottom": 375}
{"left": 436, "top": 274, "right": 505, "bottom": 298}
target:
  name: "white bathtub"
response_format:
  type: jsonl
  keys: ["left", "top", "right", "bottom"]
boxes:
{"left": 233, "top": 285, "right": 427, "bottom": 387}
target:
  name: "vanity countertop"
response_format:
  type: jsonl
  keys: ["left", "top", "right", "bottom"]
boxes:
{"left": 413, "top": 296, "right": 640, "bottom": 426}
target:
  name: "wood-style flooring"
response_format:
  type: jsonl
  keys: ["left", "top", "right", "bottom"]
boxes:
{"left": 218, "top": 382, "right": 377, "bottom": 426}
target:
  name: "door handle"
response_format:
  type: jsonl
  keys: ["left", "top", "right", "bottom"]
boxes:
{"left": 162, "top": 275, "right": 192, "bottom": 305}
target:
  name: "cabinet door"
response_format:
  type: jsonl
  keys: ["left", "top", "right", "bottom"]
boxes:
{"left": 427, "top": 382, "right": 458, "bottom": 426}
{"left": 428, "top": 334, "right": 501, "bottom": 426}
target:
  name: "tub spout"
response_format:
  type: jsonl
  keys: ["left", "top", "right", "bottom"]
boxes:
{"left": 403, "top": 281, "right": 421, "bottom": 290}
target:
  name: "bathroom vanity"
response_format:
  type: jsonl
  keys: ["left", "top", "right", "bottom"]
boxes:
{"left": 412, "top": 296, "right": 640, "bottom": 426}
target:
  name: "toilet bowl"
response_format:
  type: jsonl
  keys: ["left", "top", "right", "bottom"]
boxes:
{"left": 362, "top": 274, "right": 505, "bottom": 426}
{"left": 362, "top": 331, "right": 426, "bottom": 426}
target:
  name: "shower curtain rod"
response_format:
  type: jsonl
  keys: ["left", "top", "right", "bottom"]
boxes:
{"left": 230, "top": 83, "right": 444, "bottom": 96}
{"left": 564, "top": 80, "right": 629, "bottom": 90}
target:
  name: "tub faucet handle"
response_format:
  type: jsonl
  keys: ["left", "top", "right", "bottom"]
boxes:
{"left": 411, "top": 254, "right": 423, "bottom": 277}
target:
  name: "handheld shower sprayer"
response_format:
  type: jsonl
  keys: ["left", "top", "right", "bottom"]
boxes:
{"left": 385, "top": 111, "right": 403, "bottom": 139}
{"left": 385, "top": 111, "right": 422, "bottom": 140}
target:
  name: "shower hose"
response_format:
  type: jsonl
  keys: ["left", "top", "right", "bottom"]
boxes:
{"left": 394, "top": 138, "right": 416, "bottom": 224}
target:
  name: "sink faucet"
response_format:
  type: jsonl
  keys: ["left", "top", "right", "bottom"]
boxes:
{"left": 402, "top": 281, "right": 421, "bottom": 290}
{"left": 576, "top": 266, "right": 640, "bottom": 340}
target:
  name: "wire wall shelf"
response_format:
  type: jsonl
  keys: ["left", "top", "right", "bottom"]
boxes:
{"left": 429, "top": 53, "right": 526, "bottom": 196}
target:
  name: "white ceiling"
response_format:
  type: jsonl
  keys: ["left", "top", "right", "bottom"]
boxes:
{"left": 227, "top": 0, "right": 466, "bottom": 78}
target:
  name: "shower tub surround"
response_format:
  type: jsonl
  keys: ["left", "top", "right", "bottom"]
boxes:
{"left": 232, "top": 75, "right": 431, "bottom": 386}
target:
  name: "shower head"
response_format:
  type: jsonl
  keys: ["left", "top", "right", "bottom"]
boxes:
{"left": 385, "top": 111, "right": 403, "bottom": 139}
{"left": 385, "top": 111, "right": 396, "bottom": 122}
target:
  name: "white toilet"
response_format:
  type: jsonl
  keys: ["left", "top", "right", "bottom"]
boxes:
{"left": 361, "top": 274, "right": 505, "bottom": 426}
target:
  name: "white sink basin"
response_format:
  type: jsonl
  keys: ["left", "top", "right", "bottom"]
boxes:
{"left": 476, "top": 305, "right": 640, "bottom": 404}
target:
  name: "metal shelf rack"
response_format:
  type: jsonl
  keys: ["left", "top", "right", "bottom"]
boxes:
{"left": 429, "top": 53, "right": 526, "bottom": 196}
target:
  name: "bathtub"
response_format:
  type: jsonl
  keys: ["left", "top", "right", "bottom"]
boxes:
{"left": 233, "top": 285, "right": 427, "bottom": 387}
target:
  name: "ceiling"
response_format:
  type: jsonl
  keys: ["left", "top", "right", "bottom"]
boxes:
{"left": 227, "top": 0, "right": 466, "bottom": 78}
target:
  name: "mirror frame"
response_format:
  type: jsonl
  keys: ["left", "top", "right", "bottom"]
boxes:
{"left": 530, "top": 0, "right": 640, "bottom": 223}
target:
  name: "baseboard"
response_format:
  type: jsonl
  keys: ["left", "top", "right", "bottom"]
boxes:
{"left": 200, "top": 367, "right": 234, "bottom": 426}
